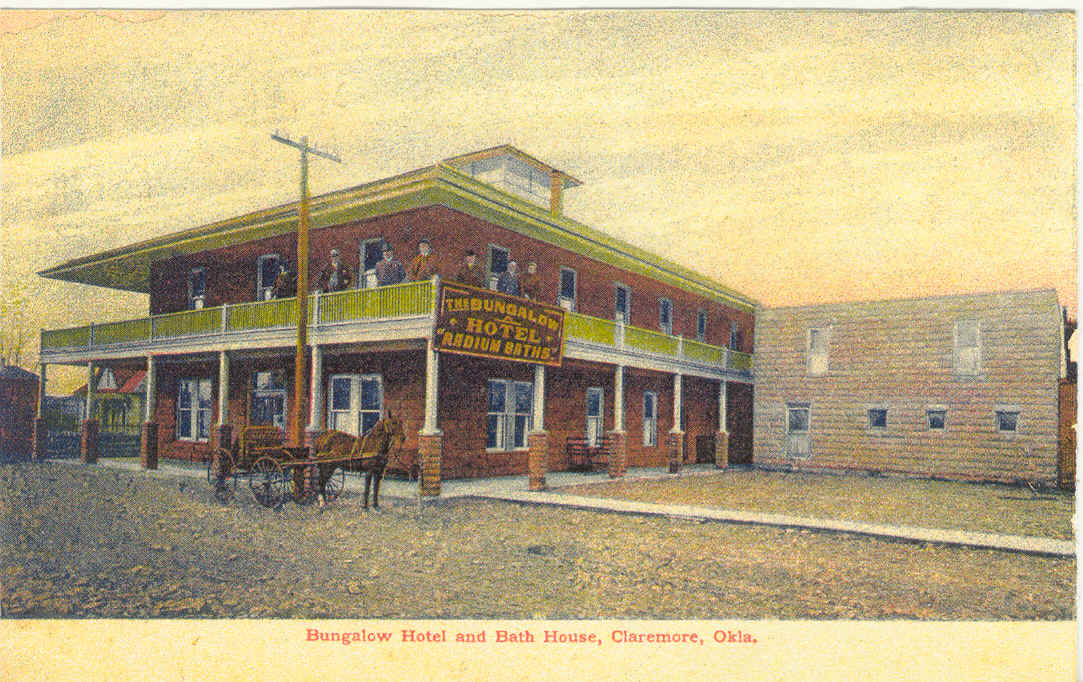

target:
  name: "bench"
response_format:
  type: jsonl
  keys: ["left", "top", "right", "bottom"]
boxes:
{"left": 566, "top": 436, "right": 611, "bottom": 472}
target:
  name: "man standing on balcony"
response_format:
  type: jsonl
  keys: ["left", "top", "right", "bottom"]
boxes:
{"left": 497, "top": 260, "right": 521, "bottom": 297}
{"left": 409, "top": 239, "right": 438, "bottom": 282}
{"left": 375, "top": 242, "right": 406, "bottom": 287}
{"left": 272, "top": 262, "right": 295, "bottom": 299}
{"left": 315, "top": 249, "right": 353, "bottom": 293}
{"left": 519, "top": 260, "right": 540, "bottom": 300}
{"left": 454, "top": 250, "right": 485, "bottom": 288}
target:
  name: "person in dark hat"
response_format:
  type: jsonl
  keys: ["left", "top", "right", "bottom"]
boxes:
{"left": 454, "top": 249, "right": 485, "bottom": 288}
{"left": 375, "top": 242, "right": 406, "bottom": 286}
{"left": 315, "top": 248, "right": 353, "bottom": 293}
{"left": 408, "top": 238, "right": 438, "bottom": 281}
{"left": 497, "top": 260, "right": 521, "bottom": 297}
{"left": 519, "top": 260, "right": 540, "bottom": 300}
{"left": 272, "top": 261, "right": 296, "bottom": 298}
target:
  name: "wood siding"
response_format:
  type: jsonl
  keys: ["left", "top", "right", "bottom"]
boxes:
{"left": 752, "top": 290, "right": 1062, "bottom": 485}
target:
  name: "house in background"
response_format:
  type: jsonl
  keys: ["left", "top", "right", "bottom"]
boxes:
{"left": 753, "top": 290, "right": 1066, "bottom": 486}
{"left": 0, "top": 362, "right": 38, "bottom": 460}
{"left": 72, "top": 367, "right": 146, "bottom": 433}
{"left": 34, "top": 145, "right": 756, "bottom": 492}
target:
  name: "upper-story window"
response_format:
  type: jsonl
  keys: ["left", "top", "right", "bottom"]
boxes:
{"left": 696, "top": 310, "right": 708, "bottom": 342}
{"left": 187, "top": 267, "right": 206, "bottom": 310}
{"left": 807, "top": 327, "right": 829, "bottom": 376}
{"left": 730, "top": 321, "right": 740, "bottom": 350}
{"left": 954, "top": 320, "right": 981, "bottom": 375}
{"left": 488, "top": 244, "right": 509, "bottom": 291}
{"left": 360, "top": 238, "right": 383, "bottom": 289}
{"left": 559, "top": 267, "right": 577, "bottom": 311}
{"left": 615, "top": 284, "right": 631, "bottom": 324}
{"left": 257, "top": 254, "right": 279, "bottom": 301}
{"left": 659, "top": 298, "right": 673, "bottom": 335}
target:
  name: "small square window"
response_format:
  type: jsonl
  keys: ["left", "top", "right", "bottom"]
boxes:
{"left": 867, "top": 408, "right": 887, "bottom": 429}
{"left": 927, "top": 409, "right": 946, "bottom": 430}
{"left": 996, "top": 410, "right": 1020, "bottom": 433}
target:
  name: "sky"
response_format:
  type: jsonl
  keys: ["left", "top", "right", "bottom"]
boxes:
{"left": 0, "top": 10, "right": 1076, "bottom": 390}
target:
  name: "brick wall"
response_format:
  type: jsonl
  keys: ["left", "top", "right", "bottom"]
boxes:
{"left": 149, "top": 205, "right": 754, "bottom": 352}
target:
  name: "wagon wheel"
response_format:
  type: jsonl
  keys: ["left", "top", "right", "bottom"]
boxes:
{"left": 249, "top": 456, "right": 286, "bottom": 509}
{"left": 208, "top": 449, "right": 236, "bottom": 503}
{"left": 322, "top": 466, "right": 346, "bottom": 504}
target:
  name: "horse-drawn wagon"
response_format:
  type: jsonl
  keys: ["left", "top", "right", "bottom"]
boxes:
{"left": 207, "top": 415, "right": 405, "bottom": 509}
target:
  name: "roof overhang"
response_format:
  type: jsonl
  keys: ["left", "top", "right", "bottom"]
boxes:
{"left": 38, "top": 164, "right": 757, "bottom": 312}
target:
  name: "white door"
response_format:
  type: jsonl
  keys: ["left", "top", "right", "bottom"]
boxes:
{"left": 327, "top": 374, "right": 383, "bottom": 436}
{"left": 586, "top": 387, "right": 604, "bottom": 446}
{"left": 786, "top": 404, "right": 811, "bottom": 458}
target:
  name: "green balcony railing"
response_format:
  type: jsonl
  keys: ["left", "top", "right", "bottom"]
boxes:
{"left": 565, "top": 312, "right": 616, "bottom": 346}
{"left": 624, "top": 325, "right": 680, "bottom": 356}
{"left": 729, "top": 350, "right": 753, "bottom": 371}
{"left": 228, "top": 298, "right": 300, "bottom": 331}
{"left": 682, "top": 338, "right": 726, "bottom": 366}
{"left": 42, "top": 325, "right": 92, "bottom": 349}
{"left": 319, "top": 280, "right": 434, "bottom": 323}
{"left": 94, "top": 318, "right": 152, "bottom": 345}
{"left": 153, "top": 308, "right": 221, "bottom": 339}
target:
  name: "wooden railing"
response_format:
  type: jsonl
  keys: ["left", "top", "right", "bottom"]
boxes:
{"left": 40, "top": 278, "right": 752, "bottom": 373}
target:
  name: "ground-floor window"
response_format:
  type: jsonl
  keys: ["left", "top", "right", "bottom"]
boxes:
{"left": 642, "top": 391, "right": 658, "bottom": 446}
{"left": 586, "top": 387, "right": 604, "bottom": 446}
{"left": 177, "top": 378, "right": 212, "bottom": 441}
{"left": 786, "top": 403, "right": 811, "bottom": 458}
{"left": 487, "top": 379, "right": 532, "bottom": 450}
{"left": 927, "top": 408, "right": 947, "bottom": 431}
{"left": 327, "top": 374, "right": 383, "bottom": 436}
{"left": 996, "top": 409, "right": 1020, "bottom": 433}
{"left": 250, "top": 370, "right": 287, "bottom": 430}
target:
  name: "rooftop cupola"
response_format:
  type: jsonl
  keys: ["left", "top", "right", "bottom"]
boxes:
{"left": 444, "top": 145, "right": 582, "bottom": 218}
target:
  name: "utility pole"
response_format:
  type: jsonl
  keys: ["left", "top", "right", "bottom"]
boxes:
{"left": 271, "top": 132, "right": 342, "bottom": 450}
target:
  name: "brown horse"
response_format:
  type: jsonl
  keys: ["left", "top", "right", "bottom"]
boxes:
{"left": 312, "top": 413, "right": 406, "bottom": 509}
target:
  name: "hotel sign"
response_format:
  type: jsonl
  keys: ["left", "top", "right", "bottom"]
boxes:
{"left": 434, "top": 282, "right": 565, "bottom": 366}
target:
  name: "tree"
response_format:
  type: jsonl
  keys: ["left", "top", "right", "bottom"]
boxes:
{"left": 0, "top": 279, "right": 34, "bottom": 369}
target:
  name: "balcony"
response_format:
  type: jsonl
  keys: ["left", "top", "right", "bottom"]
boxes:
{"left": 40, "top": 280, "right": 752, "bottom": 379}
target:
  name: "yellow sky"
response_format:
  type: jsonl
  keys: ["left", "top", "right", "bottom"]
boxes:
{"left": 0, "top": 10, "right": 1076, "bottom": 389}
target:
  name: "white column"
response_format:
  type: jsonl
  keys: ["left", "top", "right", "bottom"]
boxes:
{"left": 670, "top": 373, "right": 683, "bottom": 433}
{"left": 308, "top": 344, "right": 324, "bottom": 431}
{"left": 613, "top": 365, "right": 624, "bottom": 432}
{"left": 532, "top": 364, "right": 545, "bottom": 432}
{"left": 85, "top": 361, "right": 95, "bottom": 421}
{"left": 217, "top": 351, "right": 229, "bottom": 426}
{"left": 422, "top": 339, "right": 440, "bottom": 434}
{"left": 144, "top": 356, "right": 157, "bottom": 422}
{"left": 718, "top": 380, "right": 728, "bottom": 433}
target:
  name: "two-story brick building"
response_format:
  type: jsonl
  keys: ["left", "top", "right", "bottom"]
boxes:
{"left": 752, "top": 290, "right": 1065, "bottom": 485}
{"left": 35, "top": 146, "right": 756, "bottom": 493}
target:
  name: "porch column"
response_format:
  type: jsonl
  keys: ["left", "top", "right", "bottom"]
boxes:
{"left": 715, "top": 380, "right": 729, "bottom": 469}
{"left": 306, "top": 344, "right": 324, "bottom": 446}
{"left": 140, "top": 355, "right": 158, "bottom": 470}
{"left": 80, "top": 361, "right": 98, "bottom": 464}
{"left": 528, "top": 364, "right": 547, "bottom": 491}
{"left": 607, "top": 365, "right": 627, "bottom": 478}
{"left": 213, "top": 351, "right": 231, "bottom": 453}
{"left": 418, "top": 325, "right": 442, "bottom": 496}
{"left": 32, "top": 363, "right": 47, "bottom": 461}
{"left": 668, "top": 373, "right": 684, "bottom": 473}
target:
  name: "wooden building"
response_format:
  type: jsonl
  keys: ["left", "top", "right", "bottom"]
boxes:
{"left": 35, "top": 146, "right": 755, "bottom": 491}
{"left": 0, "top": 362, "right": 39, "bottom": 461}
{"left": 752, "top": 290, "right": 1064, "bottom": 485}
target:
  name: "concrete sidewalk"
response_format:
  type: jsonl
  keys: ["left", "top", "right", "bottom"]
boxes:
{"left": 56, "top": 457, "right": 1075, "bottom": 558}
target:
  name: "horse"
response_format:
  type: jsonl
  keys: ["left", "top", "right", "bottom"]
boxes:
{"left": 311, "top": 413, "right": 406, "bottom": 509}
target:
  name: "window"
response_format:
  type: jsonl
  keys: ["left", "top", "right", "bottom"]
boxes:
{"left": 586, "top": 387, "right": 604, "bottom": 447}
{"left": 488, "top": 245, "right": 509, "bottom": 290}
{"left": 927, "top": 408, "right": 947, "bottom": 431}
{"left": 176, "top": 378, "right": 212, "bottom": 441}
{"left": 996, "top": 409, "right": 1020, "bottom": 433}
{"left": 659, "top": 299, "right": 673, "bottom": 335}
{"left": 327, "top": 374, "right": 383, "bottom": 436}
{"left": 730, "top": 321, "right": 740, "bottom": 350}
{"left": 867, "top": 408, "right": 887, "bottom": 430}
{"left": 360, "top": 239, "right": 383, "bottom": 289}
{"left": 786, "top": 403, "right": 811, "bottom": 458}
{"left": 187, "top": 267, "right": 206, "bottom": 310}
{"left": 487, "top": 379, "right": 533, "bottom": 450}
{"left": 257, "top": 254, "right": 280, "bottom": 300}
{"left": 697, "top": 311, "right": 708, "bottom": 342}
{"left": 559, "top": 267, "right": 577, "bottom": 311}
{"left": 614, "top": 284, "right": 631, "bottom": 324}
{"left": 954, "top": 320, "right": 981, "bottom": 375}
{"left": 250, "top": 371, "right": 287, "bottom": 430}
{"left": 807, "top": 327, "right": 829, "bottom": 376}
{"left": 642, "top": 391, "right": 658, "bottom": 446}
{"left": 97, "top": 368, "right": 117, "bottom": 390}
